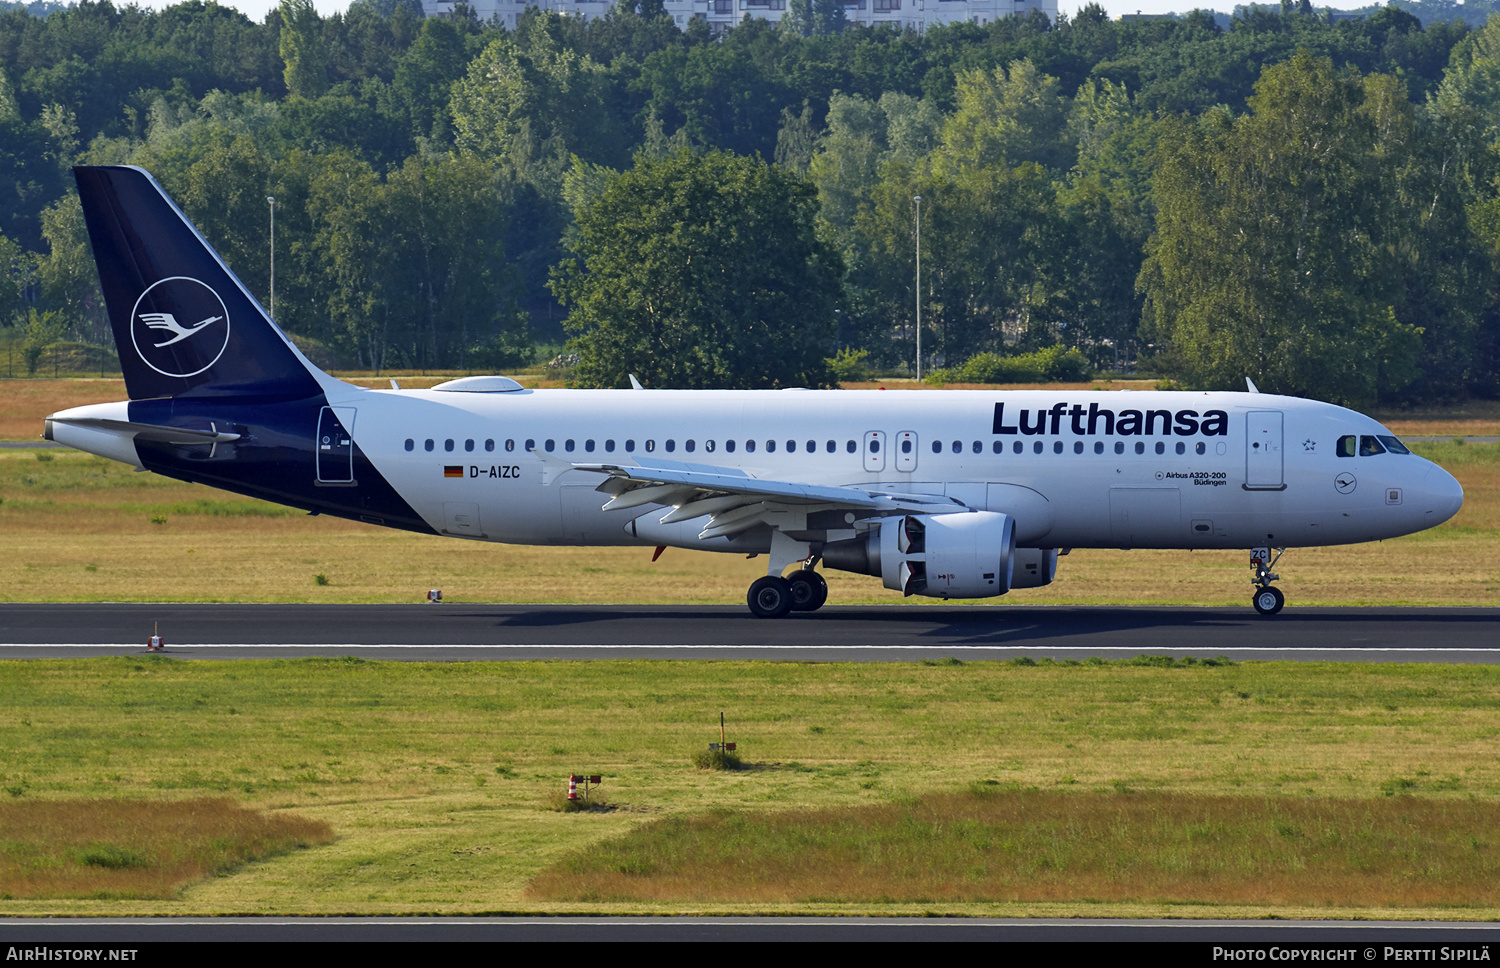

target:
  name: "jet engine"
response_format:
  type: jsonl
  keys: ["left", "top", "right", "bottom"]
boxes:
{"left": 1010, "top": 548, "right": 1060, "bottom": 589}
{"left": 822, "top": 511, "right": 1016, "bottom": 599}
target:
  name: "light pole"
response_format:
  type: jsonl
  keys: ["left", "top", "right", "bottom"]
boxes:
{"left": 913, "top": 194, "right": 922, "bottom": 382}
{"left": 267, "top": 195, "right": 275, "bottom": 319}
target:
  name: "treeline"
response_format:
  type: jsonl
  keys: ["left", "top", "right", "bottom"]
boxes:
{"left": 2, "top": 0, "right": 1499, "bottom": 402}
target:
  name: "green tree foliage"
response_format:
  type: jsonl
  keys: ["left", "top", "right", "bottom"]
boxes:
{"left": 1141, "top": 52, "right": 1445, "bottom": 405}
{"left": 552, "top": 150, "right": 843, "bottom": 389}
{"left": 280, "top": 0, "right": 330, "bottom": 100}
{"left": 311, "top": 152, "right": 527, "bottom": 372}
{"left": 853, "top": 159, "right": 1064, "bottom": 368}
{"left": 937, "top": 59, "right": 1072, "bottom": 173}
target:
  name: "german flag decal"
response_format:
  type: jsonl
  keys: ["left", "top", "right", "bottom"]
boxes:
{"left": 443, "top": 465, "right": 463, "bottom": 478}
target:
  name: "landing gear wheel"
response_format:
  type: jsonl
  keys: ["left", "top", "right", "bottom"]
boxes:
{"left": 1252, "top": 586, "right": 1285, "bottom": 616}
{"left": 748, "top": 576, "right": 795, "bottom": 618}
{"left": 787, "top": 570, "right": 828, "bottom": 612}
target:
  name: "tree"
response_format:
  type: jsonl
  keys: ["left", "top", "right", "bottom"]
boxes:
{"left": 1140, "top": 53, "right": 1427, "bottom": 405}
{"left": 552, "top": 150, "right": 844, "bottom": 389}
{"left": 279, "top": 0, "right": 330, "bottom": 100}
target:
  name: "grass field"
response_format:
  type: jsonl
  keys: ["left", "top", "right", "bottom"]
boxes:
{"left": 530, "top": 789, "right": 1500, "bottom": 908}
{"left": 2, "top": 379, "right": 1498, "bottom": 918}
{"left": 1, "top": 438, "right": 1494, "bottom": 606}
{"left": 1, "top": 656, "right": 1498, "bottom": 916}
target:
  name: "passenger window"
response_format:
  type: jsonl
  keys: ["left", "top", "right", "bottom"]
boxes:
{"left": 865, "top": 440, "right": 876, "bottom": 454}
{"left": 444, "top": 439, "right": 455, "bottom": 452}
{"left": 827, "top": 440, "right": 836, "bottom": 453}
{"left": 1115, "top": 442, "right": 1124, "bottom": 455}
{"left": 726, "top": 440, "right": 736, "bottom": 453}
{"left": 525, "top": 439, "right": 535, "bottom": 451}
{"left": 902, "top": 439, "right": 912, "bottom": 455}
{"left": 1135, "top": 442, "right": 1145, "bottom": 455}
{"left": 1195, "top": 442, "right": 1206, "bottom": 455}
{"left": 993, "top": 441, "right": 1003, "bottom": 454}
{"left": 465, "top": 439, "right": 474, "bottom": 452}
{"left": 585, "top": 440, "right": 595, "bottom": 453}
{"left": 425, "top": 439, "right": 435, "bottom": 452}
{"left": 625, "top": 440, "right": 635, "bottom": 452}
{"left": 786, "top": 440, "right": 796, "bottom": 453}
{"left": 1074, "top": 441, "right": 1084, "bottom": 454}
{"left": 485, "top": 439, "right": 495, "bottom": 452}
{"left": 1053, "top": 441, "right": 1063, "bottom": 454}
{"left": 763, "top": 440, "right": 773, "bottom": 453}
{"left": 1094, "top": 442, "right": 1104, "bottom": 455}
{"left": 685, "top": 440, "right": 695, "bottom": 453}
{"left": 1155, "top": 442, "right": 1165, "bottom": 455}
{"left": 545, "top": 439, "right": 555, "bottom": 452}
{"left": 807, "top": 440, "right": 816, "bottom": 453}
{"left": 506, "top": 440, "right": 515, "bottom": 452}
{"left": 605, "top": 440, "right": 615, "bottom": 453}
{"left": 565, "top": 439, "right": 575, "bottom": 452}
{"left": 706, "top": 440, "right": 715, "bottom": 453}
{"left": 1378, "top": 435, "right": 1410, "bottom": 455}
{"left": 1013, "top": 441, "right": 1023, "bottom": 454}
{"left": 664, "top": 440, "right": 675, "bottom": 453}
{"left": 404, "top": 439, "right": 414, "bottom": 452}
{"left": 646, "top": 440, "right": 656, "bottom": 452}
{"left": 972, "top": 441, "right": 982, "bottom": 454}
{"left": 746, "top": 440, "right": 756, "bottom": 453}
{"left": 1360, "top": 435, "right": 1386, "bottom": 457}
{"left": 846, "top": 440, "right": 856, "bottom": 454}
{"left": 1175, "top": 442, "right": 1185, "bottom": 455}
{"left": 952, "top": 441, "right": 961, "bottom": 454}
{"left": 931, "top": 441, "right": 942, "bottom": 454}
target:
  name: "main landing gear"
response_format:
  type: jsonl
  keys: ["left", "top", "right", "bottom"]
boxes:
{"left": 1250, "top": 547, "right": 1286, "bottom": 615}
{"left": 747, "top": 567, "right": 828, "bottom": 618}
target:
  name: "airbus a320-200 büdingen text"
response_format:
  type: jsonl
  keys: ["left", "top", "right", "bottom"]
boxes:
{"left": 44, "top": 166, "right": 1465, "bottom": 617}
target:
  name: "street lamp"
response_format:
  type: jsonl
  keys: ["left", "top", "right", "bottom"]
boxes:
{"left": 267, "top": 196, "right": 276, "bottom": 319}
{"left": 913, "top": 194, "right": 922, "bottom": 382}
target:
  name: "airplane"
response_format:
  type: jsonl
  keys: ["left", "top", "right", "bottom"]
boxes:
{"left": 44, "top": 166, "right": 1465, "bottom": 618}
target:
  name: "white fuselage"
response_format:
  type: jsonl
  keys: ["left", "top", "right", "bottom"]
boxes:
{"left": 322, "top": 386, "right": 1462, "bottom": 554}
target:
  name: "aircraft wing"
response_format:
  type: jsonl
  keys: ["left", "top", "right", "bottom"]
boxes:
{"left": 536, "top": 451, "right": 963, "bottom": 540}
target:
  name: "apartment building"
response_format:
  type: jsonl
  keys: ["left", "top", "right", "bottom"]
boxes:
{"left": 423, "top": 0, "right": 1057, "bottom": 34}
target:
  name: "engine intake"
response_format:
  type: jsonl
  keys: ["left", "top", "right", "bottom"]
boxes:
{"left": 823, "top": 512, "right": 1016, "bottom": 599}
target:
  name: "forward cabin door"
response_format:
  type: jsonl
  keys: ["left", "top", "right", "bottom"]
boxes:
{"left": 1245, "top": 411, "right": 1285, "bottom": 490}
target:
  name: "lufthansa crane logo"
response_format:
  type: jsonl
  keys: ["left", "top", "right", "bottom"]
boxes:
{"left": 130, "top": 277, "right": 231, "bottom": 378}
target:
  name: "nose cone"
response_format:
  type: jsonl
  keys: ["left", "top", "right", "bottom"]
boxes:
{"left": 1422, "top": 464, "right": 1464, "bottom": 527}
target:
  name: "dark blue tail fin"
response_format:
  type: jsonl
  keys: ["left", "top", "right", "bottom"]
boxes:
{"left": 74, "top": 166, "right": 325, "bottom": 401}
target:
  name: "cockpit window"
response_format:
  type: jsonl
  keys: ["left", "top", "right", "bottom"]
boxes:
{"left": 1378, "top": 435, "right": 1410, "bottom": 455}
{"left": 1360, "top": 435, "right": 1387, "bottom": 457}
{"left": 1337, "top": 435, "right": 1357, "bottom": 458}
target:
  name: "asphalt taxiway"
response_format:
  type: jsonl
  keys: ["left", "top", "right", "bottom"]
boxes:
{"left": 0, "top": 603, "right": 1496, "bottom": 662}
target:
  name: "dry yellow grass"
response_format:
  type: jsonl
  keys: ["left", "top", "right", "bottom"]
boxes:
{"left": 0, "top": 798, "right": 333, "bottom": 899}
{"left": 0, "top": 444, "right": 1494, "bottom": 604}
{"left": 530, "top": 790, "right": 1500, "bottom": 908}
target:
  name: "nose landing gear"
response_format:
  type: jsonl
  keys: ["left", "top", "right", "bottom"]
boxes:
{"left": 1250, "top": 547, "right": 1286, "bottom": 615}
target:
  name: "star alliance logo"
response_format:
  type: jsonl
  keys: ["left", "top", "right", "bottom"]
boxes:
{"left": 130, "top": 277, "right": 231, "bottom": 378}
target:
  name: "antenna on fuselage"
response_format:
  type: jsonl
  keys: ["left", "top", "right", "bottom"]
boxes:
{"left": 629, "top": 374, "right": 645, "bottom": 390}
{"left": 1246, "top": 377, "right": 1260, "bottom": 393}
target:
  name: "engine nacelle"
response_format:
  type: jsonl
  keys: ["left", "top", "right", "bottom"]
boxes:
{"left": 821, "top": 512, "right": 1018, "bottom": 599}
{"left": 1010, "top": 548, "right": 1060, "bottom": 589}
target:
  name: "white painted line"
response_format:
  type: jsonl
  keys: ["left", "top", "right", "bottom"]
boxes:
{"left": 9, "top": 643, "right": 1500, "bottom": 653}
